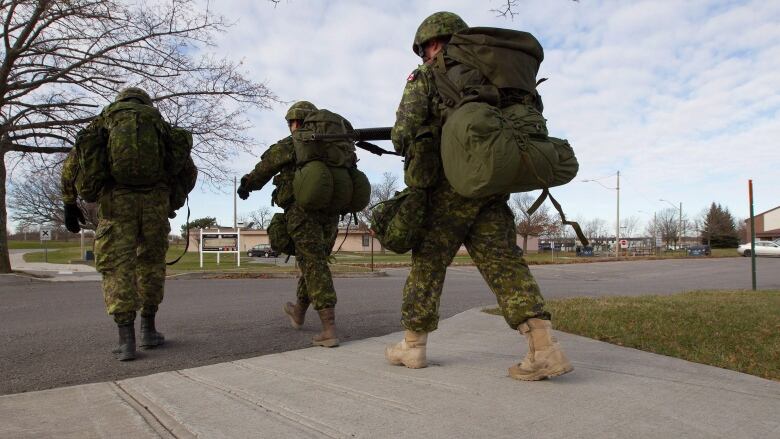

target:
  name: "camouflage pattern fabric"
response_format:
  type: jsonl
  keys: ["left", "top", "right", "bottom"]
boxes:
{"left": 286, "top": 205, "right": 339, "bottom": 310}
{"left": 392, "top": 53, "right": 551, "bottom": 333}
{"left": 61, "top": 149, "right": 80, "bottom": 205}
{"left": 400, "top": 182, "right": 549, "bottom": 332}
{"left": 94, "top": 188, "right": 170, "bottom": 320}
{"left": 412, "top": 11, "right": 468, "bottom": 55}
{"left": 241, "top": 137, "right": 296, "bottom": 210}
{"left": 242, "top": 136, "right": 340, "bottom": 310}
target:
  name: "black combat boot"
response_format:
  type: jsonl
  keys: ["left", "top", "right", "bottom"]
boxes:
{"left": 139, "top": 313, "right": 165, "bottom": 349}
{"left": 116, "top": 322, "right": 136, "bottom": 361}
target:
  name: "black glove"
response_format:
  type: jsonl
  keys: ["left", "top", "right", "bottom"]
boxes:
{"left": 237, "top": 185, "right": 250, "bottom": 200}
{"left": 64, "top": 203, "right": 85, "bottom": 233}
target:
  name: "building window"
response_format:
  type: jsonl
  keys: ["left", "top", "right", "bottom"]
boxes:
{"left": 362, "top": 234, "right": 370, "bottom": 247}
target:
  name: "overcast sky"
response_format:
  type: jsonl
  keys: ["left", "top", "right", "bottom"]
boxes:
{"left": 147, "top": 1, "right": 780, "bottom": 233}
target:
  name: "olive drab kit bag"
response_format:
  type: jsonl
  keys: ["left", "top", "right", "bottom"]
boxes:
{"left": 431, "top": 27, "right": 587, "bottom": 245}
{"left": 291, "top": 109, "right": 371, "bottom": 215}
{"left": 369, "top": 188, "right": 428, "bottom": 254}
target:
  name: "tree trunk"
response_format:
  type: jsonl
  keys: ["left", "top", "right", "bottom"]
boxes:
{"left": 0, "top": 150, "right": 12, "bottom": 273}
{"left": 522, "top": 234, "right": 528, "bottom": 254}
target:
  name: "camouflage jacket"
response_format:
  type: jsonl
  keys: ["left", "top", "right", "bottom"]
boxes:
{"left": 241, "top": 136, "right": 296, "bottom": 210}
{"left": 391, "top": 63, "right": 442, "bottom": 157}
{"left": 61, "top": 148, "right": 80, "bottom": 205}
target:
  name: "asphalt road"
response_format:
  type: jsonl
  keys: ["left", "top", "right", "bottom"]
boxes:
{"left": 2, "top": 257, "right": 779, "bottom": 395}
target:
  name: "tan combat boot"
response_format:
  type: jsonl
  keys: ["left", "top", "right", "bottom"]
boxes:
{"left": 283, "top": 300, "right": 309, "bottom": 329}
{"left": 385, "top": 330, "right": 428, "bottom": 369}
{"left": 312, "top": 308, "right": 339, "bottom": 347}
{"left": 509, "top": 318, "right": 573, "bottom": 381}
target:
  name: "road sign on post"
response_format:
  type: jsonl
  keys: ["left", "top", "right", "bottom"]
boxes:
{"left": 40, "top": 228, "right": 52, "bottom": 262}
{"left": 619, "top": 239, "right": 628, "bottom": 249}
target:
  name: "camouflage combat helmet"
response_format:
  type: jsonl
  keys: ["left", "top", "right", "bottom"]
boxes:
{"left": 116, "top": 87, "right": 153, "bottom": 105}
{"left": 412, "top": 11, "right": 468, "bottom": 56}
{"left": 285, "top": 101, "right": 318, "bottom": 121}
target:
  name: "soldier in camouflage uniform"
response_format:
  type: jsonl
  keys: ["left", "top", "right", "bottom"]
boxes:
{"left": 384, "top": 12, "right": 573, "bottom": 380}
{"left": 237, "top": 101, "right": 341, "bottom": 347}
{"left": 62, "top": 87, "right": 180, "bottom": 361}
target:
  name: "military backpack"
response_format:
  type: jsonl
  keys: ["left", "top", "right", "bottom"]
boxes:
{"left": 431, "top": 27, "right": 587, "bottom": 245}
{"left": 75, "top": 103, "right": 196, "bottom": 207}
{"left": 291, "top": 109, "right": 371, "bottom": 215}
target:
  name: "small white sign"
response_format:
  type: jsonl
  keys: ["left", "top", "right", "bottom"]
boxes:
{"left": 655, "top": 237, "right": 663, "bottom": 247}
{"left": 619, "top": 239, "right": 628, "bottom": 249}
{"left": 40, "top": 229, "right": 52, "bottom": 241}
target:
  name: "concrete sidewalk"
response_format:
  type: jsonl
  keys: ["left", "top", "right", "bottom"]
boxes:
{"left": 9, "top": 249, "right": 102, "bottom": 281}
{"left": 2, "top": 308, "right": 778, "bottom": 438}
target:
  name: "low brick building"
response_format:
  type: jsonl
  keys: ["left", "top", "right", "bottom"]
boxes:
{"left": 745, "top": 205, "right": 780, "bottom": 241}
{"left": 188, "top": 228, "right": 539, "bottom": 255}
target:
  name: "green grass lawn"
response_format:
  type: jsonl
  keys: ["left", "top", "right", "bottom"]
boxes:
{"left": 485, "top": 290, "right": 780, "bottom": 381}
{"left": 9, "top": 240, "right": 85, "bottom": 249}
{"left": 22, "top": 244, "right": 372, "bottom": 274}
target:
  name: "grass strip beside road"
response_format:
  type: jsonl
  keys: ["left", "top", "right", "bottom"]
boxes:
{"left": 22, "top": 245, "right": 372, "bottom": 274}
{"left": 485, "top": 290, "right": 780, "bottom": 381}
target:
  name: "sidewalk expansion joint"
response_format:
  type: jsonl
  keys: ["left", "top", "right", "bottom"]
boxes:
{"left": 111, "top": 381, "right": 195, "bottom": 439}
{"left": 174, "top": 369, "right": 348, "bottom": 438}
{"left": 231, "top": 359, "right": 421, "bottom": 414}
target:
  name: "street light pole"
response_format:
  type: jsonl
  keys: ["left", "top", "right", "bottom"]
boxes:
{"left": 678, "top": 202, "right": 683, "bottom": 247}
{"left": 582, "top": 171, "right": 621, "bottom": 258}
{"left": 660, "top": 198, "right": 683, "bottom": 249}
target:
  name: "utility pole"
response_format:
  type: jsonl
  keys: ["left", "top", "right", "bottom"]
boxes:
{"left": 233, "top": 176, "right": 237, "bottom": 230}
{"left": 678, "top": 202, "right": 683, "bottom": 248}
{"left": 616, "top": 170, "right": 620, "bottom": 258}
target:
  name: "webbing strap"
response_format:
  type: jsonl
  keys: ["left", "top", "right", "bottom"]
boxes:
{"left": 166, "top": 196, "right": 190, "bottom": 266}
{"left": 527, "top": 189, "right": 589, "bottom": 247}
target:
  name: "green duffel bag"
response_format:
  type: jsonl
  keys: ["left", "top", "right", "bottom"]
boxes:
{"left": 370, "top": 188, "right": 428, "bottom": 254}
{"left": 345, "top": 167, "right": 371, "bottom": 213}
{"left": 328, "top": 167, "right": 354, "bottom": 214}
{"left": 441, "top": 102, "right": 578, "bottom": 198}
{"left": 267, "top": 212, "right": 295, "bottom": 255}
{"left": 293, "top": 160, "right": 333, "bottom": 211}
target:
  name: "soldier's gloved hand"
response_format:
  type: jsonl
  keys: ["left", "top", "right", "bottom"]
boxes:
{"left": 64, "top": 203, "right": 85, "bottom": 233}
{"left": 237, "top": 185, "right": 250, "bottom": 200}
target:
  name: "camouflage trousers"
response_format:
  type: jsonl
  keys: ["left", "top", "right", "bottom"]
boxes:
{"left": 94, "top": 188, "right": 170, "bottom": 322}
{"left": 402, "top": 183, "right": 550, "bottom": 333}
{"left": 286, "top": 205, "right": 339, "bottom": 310}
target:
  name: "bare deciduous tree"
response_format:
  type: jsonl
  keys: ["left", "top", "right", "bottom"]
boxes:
{"left": 510, "top": 193, "right": 558, "bottom": 253}
{"left": 0, "top": 0, "right": 279, "bottom": 272}
{"left": 583, "top": 217, "right": 608, "bottom": 242}
{"left": 621, "top": 215, "right": 640, "bottom": 238}
{"left": 240, "top": 206, "right": 273, "bottom": 230}
{"left": 9, "top": 159, "right": 97, "bottom": 230}
{"left": 492, "top": 0, "right": 578, "bottom": 19}
{"left": 357, "top": 171, "right": 398, "bottom": 228}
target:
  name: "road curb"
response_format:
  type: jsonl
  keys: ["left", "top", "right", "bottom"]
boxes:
{"left": 166, "top": 270, "right": 388, "bottom": 280}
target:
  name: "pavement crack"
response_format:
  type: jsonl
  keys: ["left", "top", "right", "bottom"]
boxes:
{"left": 175, "top": 370, "right": 347, "bottom": 438}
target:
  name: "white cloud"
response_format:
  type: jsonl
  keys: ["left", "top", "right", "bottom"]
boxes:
{"left": 175, "top": 0, "right": 780, "bottom": 233}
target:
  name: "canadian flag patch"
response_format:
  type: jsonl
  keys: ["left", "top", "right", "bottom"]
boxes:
{"left": 407, "top": 70, "right": 418, "bottom": 82}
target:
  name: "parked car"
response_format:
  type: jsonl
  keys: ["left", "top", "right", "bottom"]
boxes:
{"left": 736, "top": 241, "right": 780, "bottom": 257}
{"left": 247, "top": 244, "right": 278, "bottom": 258}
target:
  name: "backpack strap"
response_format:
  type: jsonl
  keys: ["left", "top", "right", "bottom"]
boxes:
{"left": 527, "top": 189, "right": 589, "bottom": 247}
{"left": 166, "top": 196, "right": 190, "bottom": 266}
{"left": 430, "top": 52, "right": 462, "bottom": 108}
